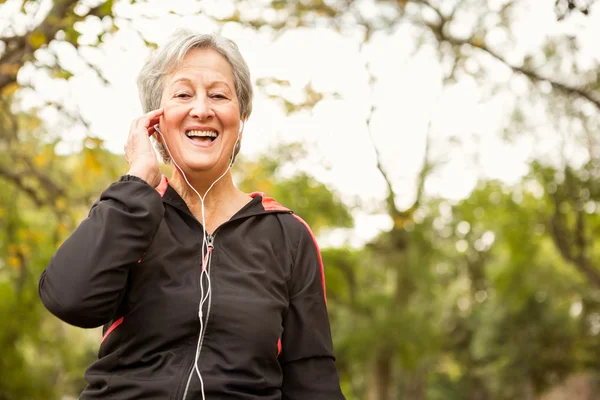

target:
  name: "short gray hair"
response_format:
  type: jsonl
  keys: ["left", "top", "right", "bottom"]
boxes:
{"left": 136, "top": 29, "right": 253, "bottom": 163}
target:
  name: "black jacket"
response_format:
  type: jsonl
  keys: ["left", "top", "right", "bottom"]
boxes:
{"left": 39, "top": 175, "right": 345, "bottom": 399}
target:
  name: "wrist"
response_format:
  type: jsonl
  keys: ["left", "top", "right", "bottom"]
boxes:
{"left": 126, "top": 167, "right": 158, "bottom": 187}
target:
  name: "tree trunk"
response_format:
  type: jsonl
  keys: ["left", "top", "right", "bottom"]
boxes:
{"left": 522, "top": 378, "right": 535, "bottom": 400}
{"left": 404, "top": 371, "right": 426, "bottom": 400}
{"left": 367, "top": 351, "right": 392, "bottom": 400}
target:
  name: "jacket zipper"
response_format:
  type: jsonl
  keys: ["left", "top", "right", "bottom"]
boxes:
{"left": 181, "top": 233, "right": 215, "bottom": 400}
{"left": 202, "top": 234, "right": 214, "bottom": 271}
{"left": 171, "top": 196, "right": 290, "bottom": 399}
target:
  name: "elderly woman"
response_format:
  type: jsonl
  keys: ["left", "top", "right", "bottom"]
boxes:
{"left": 39, "top": 29, "right": 345, "bottom": 399}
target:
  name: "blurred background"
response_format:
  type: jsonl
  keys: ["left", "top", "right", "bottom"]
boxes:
{"left": 1, "top": 0, "right": 600, "bottom": 399}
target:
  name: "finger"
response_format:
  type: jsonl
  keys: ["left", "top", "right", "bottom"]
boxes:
{"left": 148, "top": 115, "right": 162, "bottom": 128}
{"left": 147, "top": 125, "right": 156, "bottom": 136}
{"left": 147, "top": 107, "right": 164, "bottom": 117}
{"left": 142, "top": 108, "right": 164, "bottom": 125}
{"left": 136, "top": 116, "right": 151, "bottom": 130}
{"left": 135, "top": 108, "right": 163, "bottom": 129}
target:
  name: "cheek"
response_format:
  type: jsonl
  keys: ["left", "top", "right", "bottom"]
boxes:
{"left": 221, "top": 109, "right": 241, "bottom": 131}
{"left": 162, "top": 104, "right": 189, "bottom": 129}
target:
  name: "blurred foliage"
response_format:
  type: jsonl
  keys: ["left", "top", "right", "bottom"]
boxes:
{"left": 1, "top": 0, "right": 600, "bottom": 399}
{"left": 236, "top": 142, "right": 353, "bottom": 233}
{"left": 0, "top": 96, "right": 119, "bottom": 398}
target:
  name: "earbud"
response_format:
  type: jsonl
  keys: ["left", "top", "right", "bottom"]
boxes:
{"left": 154, "top": 124, "right": 161, "bottom": 134}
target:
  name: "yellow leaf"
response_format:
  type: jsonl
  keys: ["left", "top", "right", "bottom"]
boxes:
{"left": 29, "top": 231, "right": 43, "bottom": 244}
{"left": 393, "top": 214, "right": 406, "bottom": 228}
{"left": 34, "top": 154, "right": 45, "bottom": 166}
{"left": 55, "top": 198, "right": 67, "bottom": 211}
{"left": 84, "top": 150, "right": 103, "bottom": 176}
{"left": 28, "top": 31, "right": 47, "bottom": 49}
{"left": 19, "top": 244, "right": 31, "bottom": 258}
{"left": 471, "top": 36, "right": 484, "bottom": 48}
{"left": 1, "top": 82, "right": 20, "bottom": 96}
{"left": 8, "top": 256, "right": 20, "bottom": 269}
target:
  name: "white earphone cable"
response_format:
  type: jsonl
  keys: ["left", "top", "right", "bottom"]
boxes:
{"left": 153, "top": 120, "right": 243, "bottom": 400}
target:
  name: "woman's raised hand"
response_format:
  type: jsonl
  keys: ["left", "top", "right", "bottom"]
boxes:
{"left": 125, "top": 108, "right": 164, "bottom": 188}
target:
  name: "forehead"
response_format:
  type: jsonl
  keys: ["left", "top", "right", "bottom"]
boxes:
{"left": 167, "top": 47, "right": 235, "bottom": 86}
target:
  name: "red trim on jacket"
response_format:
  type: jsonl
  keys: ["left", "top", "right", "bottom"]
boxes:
{"left": 155, "top": 175, "right": 169, "bottom": 198}
{"left": 249, "top": 192, "right": 326, "bottom": 302}
{"left": 291, "top": 215, "right": 327, "bottom": 302}
{"left": 250, "top": 192, "right": 290, "bottom": 212}
{"left": 101, "top": 316, "right": 124, "bottom": 344}
{"left": 277, "top": 338, "right": 282, "bottom": 357}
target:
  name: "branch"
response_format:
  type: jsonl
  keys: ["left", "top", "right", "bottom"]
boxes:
{"left": 0, "top": 0, "right": 117, "bottom": 91}
{"left": 21, "top": 154, "right": 68, "bottom": 199}
{"left": 549, "top": 191, "right": 600, "bottom": 288}
{"left": 0, "top": 110, "right": 68, "bottom": 206}
{"left": 406, "top": 120, "right": 435, "bottom": 215}
{"left": 414, "top": 1, "right": 600, "bottom": 110}
{"left": 366, "top": 104, "right": 401, "bottom": 219}
{"left": 414, "top": 0, "right": 445, "bottom": 24}
{"left": 0, "top": 166, "right": 46, "bottom": 207}
{"left": 39, "top": 95, "right": 92, "bottom": 131}
{"left": 0, "top": 0, "right": 79, "bottom": 90}
{"left": 41, "top": 47, "right": 110, "bottom": 86}
{"left": 364, "top": 41, "right": 436, "bottom": 222}
{"left": 470, "top": 40, "right": 600, "bottom": 110}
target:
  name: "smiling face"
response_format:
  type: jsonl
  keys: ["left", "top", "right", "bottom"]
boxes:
{"left": 158, "top": 47, "right": 241, "bottom": 177}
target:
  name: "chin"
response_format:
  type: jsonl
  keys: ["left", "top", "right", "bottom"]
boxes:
{"left": 183, "top": 161, "right": 224, "bottom": 174}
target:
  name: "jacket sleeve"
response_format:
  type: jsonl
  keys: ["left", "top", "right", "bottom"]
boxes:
{"left": 279, "top": 217, "right": 345, "bottom": 400}
{"left": 38, "top": 175, "right": 164, "bottom": 329}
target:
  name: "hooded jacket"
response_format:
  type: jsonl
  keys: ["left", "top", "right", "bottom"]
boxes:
{"left": 39, "top": 174, "right": 345, "bottom": 399}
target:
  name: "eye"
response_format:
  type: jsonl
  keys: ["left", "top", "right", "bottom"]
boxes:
{"left": 210, "top": 93, "right": 227, "bottom": 100}
{"left": 175, "top": 93, "right": 191, "bottom": 99}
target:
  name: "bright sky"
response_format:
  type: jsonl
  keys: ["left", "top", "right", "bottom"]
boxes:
{"left": 3, "top": 0, "right": 600, "bottom": 246}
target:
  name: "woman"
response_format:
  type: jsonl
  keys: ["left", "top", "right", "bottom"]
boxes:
{"left": 39, "top": 29, "right": 345, "bottom": 399}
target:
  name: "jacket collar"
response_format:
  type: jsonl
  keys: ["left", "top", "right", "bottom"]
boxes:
{"left": 155, "top": 175, "right": 291, "bottom": 219}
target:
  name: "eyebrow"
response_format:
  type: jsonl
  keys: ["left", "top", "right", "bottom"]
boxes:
{"left": 170, "top": 77, "right": 232, "bottom": 91}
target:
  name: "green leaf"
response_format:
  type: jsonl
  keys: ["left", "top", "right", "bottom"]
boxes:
{"left": 52, "top": 68, "right": 73, "bottom": 80}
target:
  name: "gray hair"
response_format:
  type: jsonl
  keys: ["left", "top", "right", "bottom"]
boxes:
{"left": 136, "top": 28, "right": 253, "bottom": 163}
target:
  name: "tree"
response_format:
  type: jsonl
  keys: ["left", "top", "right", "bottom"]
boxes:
{"left": 0, "top": 104, "right": 123, "bottom": 398}
{"left": 214, "top": 0, "right": 600, "bottom": 398}
{"left": 3, "top": 1, "right": 600, "bottom": 399}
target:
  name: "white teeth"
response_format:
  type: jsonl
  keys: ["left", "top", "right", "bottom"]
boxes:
{"left": 186, "top": 130, "right": 218, "bottom": 138}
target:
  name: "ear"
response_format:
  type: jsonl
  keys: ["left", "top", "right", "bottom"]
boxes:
{"left": 238, "top": 115, "right": 247, "bottom": 136}
{"left": 232, "top": 121, "right": 243, "bottom": 165}
{"left": 152, "top": 124, "right": 164, "bottom": 143}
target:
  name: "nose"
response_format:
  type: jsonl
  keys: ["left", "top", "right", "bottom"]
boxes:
{"left": 189, "top": 95, "right": 215, "bottom": 120}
